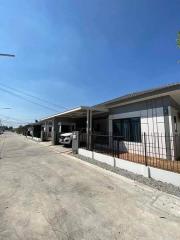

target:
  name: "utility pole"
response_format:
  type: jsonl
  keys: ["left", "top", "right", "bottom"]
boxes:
{"left": 0, "top": 53, "right": 14, "bottom": 133}
{"left": 0, "top": 53, "right": 15, "bottom": 158}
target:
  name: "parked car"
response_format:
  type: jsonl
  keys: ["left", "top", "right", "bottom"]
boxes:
{"left": 59, "top": 128, "right": 86, "bottom": 146}
{"left": 59, "top": 132, "right": 73, "bottom": 146}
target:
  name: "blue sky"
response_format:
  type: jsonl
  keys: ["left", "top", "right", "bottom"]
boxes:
{"left": 0, "top": 0, "right": 179, "bottom": 126}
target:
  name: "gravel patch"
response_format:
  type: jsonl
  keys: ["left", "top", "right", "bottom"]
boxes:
{"left": 74, "top": 153, "right": 180, "bottom": 198}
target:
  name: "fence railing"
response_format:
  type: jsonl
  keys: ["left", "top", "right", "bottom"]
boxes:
{"left": 79, "top": 133, "right": 180, "bottom": 173}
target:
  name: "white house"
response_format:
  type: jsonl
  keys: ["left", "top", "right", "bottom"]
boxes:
{"left": 93, "top": 83, "right": 180, "bottom": 160}
{"left": 40, "top": 83, "right": 180, "bottom": 161}
{"left": 37, "top": 83, "right": 180, "bottom": 186}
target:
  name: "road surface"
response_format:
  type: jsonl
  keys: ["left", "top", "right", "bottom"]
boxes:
{"left": 0, "top": 132, "right": 180, "bottom": 240}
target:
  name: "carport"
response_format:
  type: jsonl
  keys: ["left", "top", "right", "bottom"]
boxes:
{"left": 40, "top": 106, "right": 109, "bottom": 145}
{"left": 24, "top": 122, "right": 42, "bottom": 138}
{"left": 31, "top": 122, "right": 42, "bottom": 138}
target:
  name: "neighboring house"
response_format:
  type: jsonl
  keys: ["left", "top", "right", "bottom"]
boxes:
{"left": 40, "top": 83, "right": 180, "bottom": 162}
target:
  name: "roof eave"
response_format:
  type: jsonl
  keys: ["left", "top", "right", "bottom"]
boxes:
{"left": 93, "top": 83, "right": 180, "bottom": 109}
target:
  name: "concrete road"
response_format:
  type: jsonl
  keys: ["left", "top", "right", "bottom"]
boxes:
{"left": 0, "top": 132, "right": 180, "bottom": 240}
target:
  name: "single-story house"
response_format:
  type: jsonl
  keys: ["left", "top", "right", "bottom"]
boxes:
{"left": 40, "top": 83, "right": 180, "bottom": 162}
{"left": 93, "top": 83, "right": 180, "bottom": 161}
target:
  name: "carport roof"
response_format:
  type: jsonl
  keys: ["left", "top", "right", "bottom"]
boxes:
{"left": 40, "top": 106, "right": 88, "bottom": 121}
{"left": 40, "top": 106, "right": 108, "bottom": 121}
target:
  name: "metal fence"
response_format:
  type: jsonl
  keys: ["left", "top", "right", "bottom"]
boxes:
{"left": 79, "top": 133, "right": 180, "bottom": 173}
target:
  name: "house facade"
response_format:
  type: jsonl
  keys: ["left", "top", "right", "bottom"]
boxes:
{"left": 39, "top": 83, "right": 180, "bottom": 161}
{"left": 107, "top": 96, "right": 179, "bottom": 160}
{"left": 92, "top": 84, "right": 180, "bottom": 161}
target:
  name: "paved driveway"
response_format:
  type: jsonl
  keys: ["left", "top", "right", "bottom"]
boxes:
{"left": 0, "top": 132, "right": 180, "bottom": 240}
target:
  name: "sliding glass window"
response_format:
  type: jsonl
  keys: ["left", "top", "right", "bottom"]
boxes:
{"left": 113, "top": 117, "right": 141, "bottom": 142}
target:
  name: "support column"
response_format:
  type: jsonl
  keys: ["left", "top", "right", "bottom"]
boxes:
{"left": 41, "top": 129, "right": 44, "bottom": 141}
{"left": 89, "top": 110, "right": 92, "bottom": 150}
{"left": 89, "top": 110, "right": 92, "bottom": 134}
{"left": 86, "top": 109, "right": 92, "bottom": 149}
{"left": 32, "top": 126, "right": 34, "bottom": 138}
{"left": 44, "top": 121, "right": 47, "bottom": 140}
{"left": 109, "top": 118, "right": 112, "bottom": 135}
{"left": 41, "top": 123, "right": 45, "bottom": 141}
{"left": 72, "top": 131, "right": 79, "bottom": 154}
{"left": 52, "top": 118, "right": 59, "bottom": 145}
{"left": 86, "top": 110, "right": 90, "bottom": 149}
{"left": 109, "top": 118, "right": 113, "bottom": 149}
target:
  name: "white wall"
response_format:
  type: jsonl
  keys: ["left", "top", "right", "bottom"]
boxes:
{"left": 169, "top": 106, "right": 180, "bottom": 134}
{"left": 78, "top": 148, "right": 180, "bottom": 187}
{"left": 109, "top": 107, "right": 167, "bottom": 159}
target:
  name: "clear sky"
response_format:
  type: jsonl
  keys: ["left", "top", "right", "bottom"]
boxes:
{"left": 0, "top": 0, "right": 180, "bottom": 126}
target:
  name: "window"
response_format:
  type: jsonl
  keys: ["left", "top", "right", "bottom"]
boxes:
{"left": 113, "top": 117, "right": 141, "bottom": 142}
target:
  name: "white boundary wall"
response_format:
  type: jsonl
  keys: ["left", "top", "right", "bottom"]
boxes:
{"left": 26, "top": 136, "right": 41, "bottom": 142}
{"left": 78, "top": 148, "right": 180, "bottom": 187}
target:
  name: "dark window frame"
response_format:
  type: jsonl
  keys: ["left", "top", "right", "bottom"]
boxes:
{"left": 113, "top": 117, "right": 141, "bottom": 142}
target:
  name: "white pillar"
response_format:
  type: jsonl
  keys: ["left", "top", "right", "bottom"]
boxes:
{"left": 44, "top": 121, "right": 47, "bottom": 140}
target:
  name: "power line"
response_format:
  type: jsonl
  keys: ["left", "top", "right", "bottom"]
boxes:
{"left": 0, "top": 107, "right": 11, "bottom": 109}
{"left": 1, "top": 119, "right": 27, "bottom": 125}
{"left": 0, "top": 86, "right": 60, "bottom": 112}
{"left": 0, "top": 114, "right": 30, "bottom": 124}
{"left": 0, "top": 82, "right": 68, "bottom": 110}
